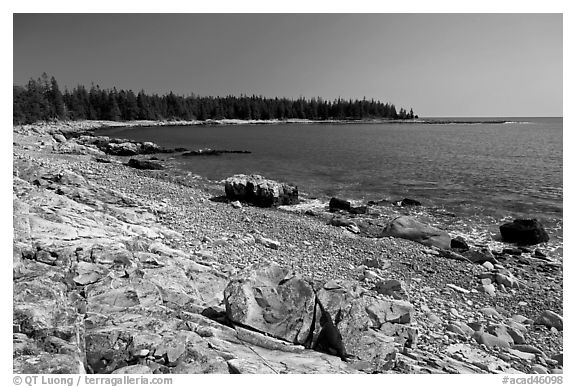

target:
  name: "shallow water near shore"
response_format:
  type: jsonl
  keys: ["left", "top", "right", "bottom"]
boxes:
{"left": 96, "top": 117, "right": 563, "bottom": 259}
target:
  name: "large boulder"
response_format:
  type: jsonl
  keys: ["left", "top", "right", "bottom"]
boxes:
{"left": 499, "top": 219, "right": 549, "bottom": 245}
{"left": 224, "top": 264, "right": 316, "bottom": 345}
{"left": 314, "top": 280, "right": 414, "bottom": 372}
{"left": 381, "top": 216, "right": 451, "bottom": 249}
{"left": 224, "top": 174, "right": 299, "bottom": 207}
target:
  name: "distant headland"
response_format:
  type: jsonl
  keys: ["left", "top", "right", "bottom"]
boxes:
{"left": 13, "top": 73, "right": 418, "bottom": 125}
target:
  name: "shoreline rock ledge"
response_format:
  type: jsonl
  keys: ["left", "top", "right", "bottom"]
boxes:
{"left": 224, "top": 174, "right": 299, "bottom": 207}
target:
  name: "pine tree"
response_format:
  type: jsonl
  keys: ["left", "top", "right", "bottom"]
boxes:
{"left": 49, "top": 76, "right": 65, "bottom": 119}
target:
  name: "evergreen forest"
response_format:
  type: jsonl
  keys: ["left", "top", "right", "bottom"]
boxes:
{"left": 13, "top": 73, "right": 417, "bottom": 124}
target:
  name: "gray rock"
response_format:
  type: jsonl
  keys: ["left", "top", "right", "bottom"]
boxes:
{"left": 224, "top": 264, "right": 316, "bottom": 345}
{"left": 106, "top": 142, "right": 140, "bottom": 156}
{"left": 534, "top": 310, "right": 563, "bottom": 330}
{"left": 314, "top": 280, "right": 413, "bottom": 372}
{"left": 112, "top": 365, "right": 153, "bottom": 374}
{"left": 531, "top": 364, "right": 549, "bottom": 374}
{"left": 224, "top": 174, "right": 299, "bottom": 207}
{"left": 53, "top": 134, "right": 67, "bottom": 143}
{"left": 381, "top": 216, "right": 451, "bottom": 249}
{"left": 373, "top": 279, "right": 408, "bottom": 300}
{"left": 254, "top": 235, "right": 280, "bottom": 249}
{"left": 511, "top": 344, "right": 543, "bottom": 355}
{"left": 464, "top": 247, "right": 497, "bottom": 264}
{"left": 473, "top": 331, "right": 511, "bottom": 349}
{"left": 361, "top": 257, "right": 391, "bottom": 270}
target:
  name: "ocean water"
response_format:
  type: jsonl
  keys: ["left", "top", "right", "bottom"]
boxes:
{"left": 97, "top": 117, "right": 563, "bottom": 257}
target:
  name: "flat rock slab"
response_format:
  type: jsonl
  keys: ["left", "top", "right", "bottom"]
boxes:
{"left": 382, "top": 216, "right": 451, "bottom": 249}
{"left": 224, "top": 264, "right": 316, "bottom": 345}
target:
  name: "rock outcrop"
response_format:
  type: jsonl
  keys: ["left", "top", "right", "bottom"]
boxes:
{"left": 224, "top": 174, "right": 299, "bottom": 207}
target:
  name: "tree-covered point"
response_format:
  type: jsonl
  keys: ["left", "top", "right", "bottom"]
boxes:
{"left": 13, "top": 73, "right": 417, "bottom": 124}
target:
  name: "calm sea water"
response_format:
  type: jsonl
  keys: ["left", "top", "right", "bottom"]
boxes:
{"left": 97, "top": 118, "right": 563, "bottom": 255}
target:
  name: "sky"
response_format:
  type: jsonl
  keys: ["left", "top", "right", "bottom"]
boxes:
{"left": 13, "top": 13, "right": 562, "bottom": 117}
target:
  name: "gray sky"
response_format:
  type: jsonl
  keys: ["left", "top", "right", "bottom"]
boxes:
{"left": 13, "top": 13, "right": 562, "bottom": 117}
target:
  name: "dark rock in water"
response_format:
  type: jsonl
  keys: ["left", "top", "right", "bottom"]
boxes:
{"left": 397, "top": 198, "right": 421, "bottom": 207}
{"left": 499, "top": 219, "right": 549, "bottom": 245}
{"left": 127, "top": 159, "right": 164, "bottom": 170}
{"left": 224, "top": 174, "right": 299, "bottom": 207}
{"left": 381, "top": 216, "right": 451, "bottom": 250}
{"left": 329, "top": 197, "right": 351, "bottom": 212}
{"left": 451, "top": 236, "right": 470, "bottom": 251}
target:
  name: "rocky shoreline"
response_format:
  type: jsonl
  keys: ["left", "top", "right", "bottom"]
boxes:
{"left": 12, "top": 121, "right": 563, "bottom": 374}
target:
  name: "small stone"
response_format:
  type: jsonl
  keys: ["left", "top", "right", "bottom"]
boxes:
{"left": 445, "top": 323, "right": 466, "bottom": 336}
{"left": 446, "top": 283, "right": 470, "bottom": 294}
{"left": 473, "top": 331, "right": 510, "bottom": 349}
{"left": 512, "top": 344, "right": 544, "bottom": 355}
{"left": 545, "top": 359, "right": 558, "bottom": 367}
{"left": 362, "top": 256, "right": 391, "bottom": 270}
{"left": 511, "top": 314, "right": 530, "bottom": 324}
{"left": 230, "top": 200, "right": 242, "bottom": 209}
{"left": 254, "top": 235, "right": 280, "bottom": 250}
{"left": 132, "top": 349, "right": 150, "bottom": 357}
{"left": 481, "top": 261, "right": 494, "bottom": 271}
{"left": 531, "top": 364, "right": 549, "bottom": 374}
{"left": 508, "top": 348, "right": 535, "bottom": 361}
{"left": 480, "top": 284, "right": 496, "bottom": 296}
{"left": 373, "top": 279, "right": 407, "bottom": 300}
{"left": 479, "top": 307, "right": 501, "bottom": 318}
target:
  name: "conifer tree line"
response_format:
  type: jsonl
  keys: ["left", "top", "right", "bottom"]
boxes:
{"left": 13, "top": 73, "right": 417, "bottom": 124}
